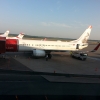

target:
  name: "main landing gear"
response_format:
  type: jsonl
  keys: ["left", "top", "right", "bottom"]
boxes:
{"left": 45, "top": 54, "right": 52, "bottom": 61}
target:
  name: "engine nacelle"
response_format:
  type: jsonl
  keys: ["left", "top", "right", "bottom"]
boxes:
{"left": 32, "top": 49, "right": 46, "bottom": 57}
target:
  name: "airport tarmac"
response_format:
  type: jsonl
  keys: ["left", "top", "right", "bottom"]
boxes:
{"left": 0, "top": 55, "right": 32, "bottom": 71}
{"left": 0, "top": 44, "right": 100, "bottom": 83}
{"left": 13, "top": 54, "right": 100, "bottom": 75}
{"left": 1, "top": 44, "right": 100, "bottom": 75}
{"left": 0, "top": 44, "right": 100, "bottom": 97}
{"left": 9, "top": 44, "right": 100, "bottom": 75}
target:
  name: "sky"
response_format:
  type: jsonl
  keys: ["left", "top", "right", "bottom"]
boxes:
{"left": 0, "top": 0, "right": 100, "bottom": 40}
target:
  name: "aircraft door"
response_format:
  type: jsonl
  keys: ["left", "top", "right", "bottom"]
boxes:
{"left": 76, "top": 44, "right": 80, "bottom": 49}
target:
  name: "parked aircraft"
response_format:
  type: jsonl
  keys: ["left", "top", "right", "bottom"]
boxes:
{"left": 5, "top": 25, "right": 92, "bottom": 60}
{"left": 6, "top": 33, "right": 24, "bottom": 39}
{"left": 0, "top": 30, "right": 9, "bottom": 37}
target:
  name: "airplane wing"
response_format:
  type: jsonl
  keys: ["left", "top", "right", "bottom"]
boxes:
{"left": 91, "top": 43, "right": 100, "bottom": 52}
{"left": 76, "top": 42, "right": 100, "bottom": 53}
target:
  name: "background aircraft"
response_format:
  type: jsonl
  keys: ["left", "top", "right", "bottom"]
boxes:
{"left": 0, "top": 30, "right": 9, "bottom": 37}
{"left": 6, "top": 33, "right": 24, "bottom": 39}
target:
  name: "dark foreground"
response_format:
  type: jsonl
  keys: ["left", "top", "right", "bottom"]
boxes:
{"left": 0, "top": 70, "right": 100, "bottom": 100}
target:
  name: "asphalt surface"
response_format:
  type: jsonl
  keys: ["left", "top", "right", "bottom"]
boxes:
{"left": 0, "top": 55, "right": 32, "bottom": 71}
{"left": 0, "top": 44, "right": 100, "bottom": 99}
{"left": 0, "top": 73, "right": 100, "bottom": 96}
{"left": 13, "top": 52, "right": 100, "bottom": 75}
{"left": 0, "top": 73, "right": 99, "bottom": 100}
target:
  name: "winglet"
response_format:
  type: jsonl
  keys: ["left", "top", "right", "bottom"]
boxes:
{"left": 91, "top": 43, "right": 100, "bottom": 52}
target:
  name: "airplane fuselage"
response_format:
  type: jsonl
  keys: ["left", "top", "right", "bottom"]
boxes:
{"left": 5, "top": 39, "right": 88, "bottom": 52}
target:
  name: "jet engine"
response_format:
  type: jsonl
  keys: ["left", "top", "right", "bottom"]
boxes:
{"left": 32, "top": 49, "right": 46, "bottom": 57}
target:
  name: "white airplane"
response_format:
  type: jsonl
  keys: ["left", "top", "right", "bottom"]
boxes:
{"left": 6, "top": 33, "right": 24, "bottom": 39}
{"left": 0, "top": 30, "right": 9, "bottom": 37}
{"left": 6, "top": 25, "right": 92, "bottom": 59}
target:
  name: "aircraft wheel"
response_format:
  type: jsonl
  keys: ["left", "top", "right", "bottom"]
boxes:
{"left": 48, "top": 54, "right": 52, "bottom": 59}
{"left": 45, "top": 55, "right": 49, "bottom": 61}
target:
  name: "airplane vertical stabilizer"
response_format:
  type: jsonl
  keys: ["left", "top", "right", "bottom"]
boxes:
{"left": 2, "top": 30, "right": 10, "bottom": 37}
{"left": 70, "top": 26, "right": 92, "bottom": 43}
{"left": 16, "top": 33, "right": 24, "bottom": 39}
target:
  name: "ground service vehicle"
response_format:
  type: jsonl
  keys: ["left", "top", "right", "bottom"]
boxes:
{"left": 71, "top": 52, "right": 88, "bottom": 61}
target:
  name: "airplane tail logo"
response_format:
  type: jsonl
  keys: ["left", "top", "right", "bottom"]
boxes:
{"left": 70, "top": 26, "right": 92, "bottom": 43}
{"left": 78, "top": 26, "right": 92, "bottom": 43}
{"left": 16, "top": 33, "right": 24, "bottom": 39}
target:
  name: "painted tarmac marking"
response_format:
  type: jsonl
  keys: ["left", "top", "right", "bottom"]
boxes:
{"left": 88, "top": 57, "right": 100, "bottom": 61}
